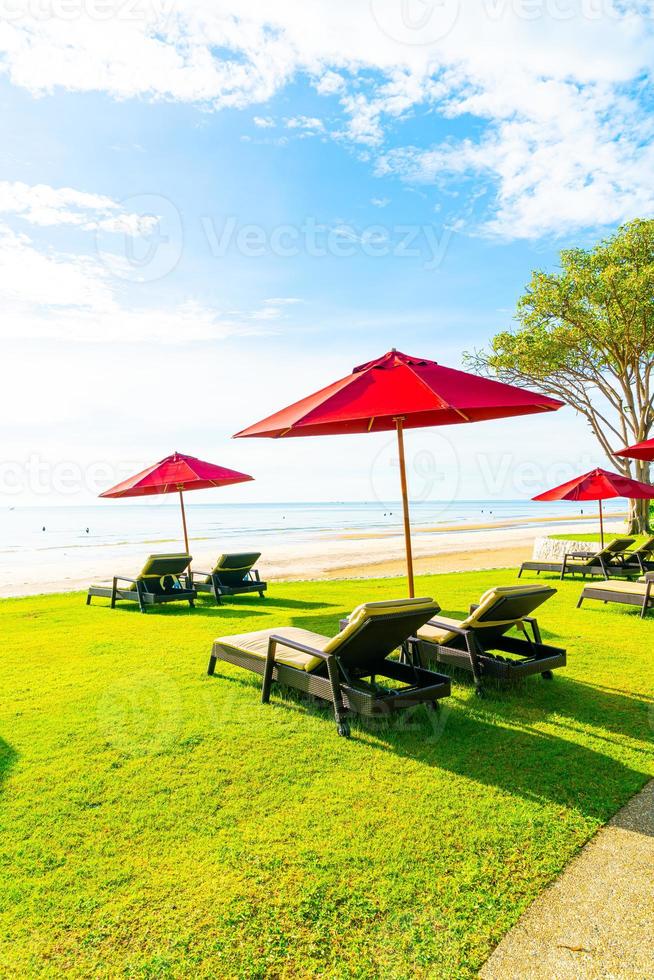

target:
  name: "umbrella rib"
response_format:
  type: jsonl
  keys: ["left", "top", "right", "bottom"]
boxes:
{"left": 406, "top": 362, "right": 471, "bottom": 421}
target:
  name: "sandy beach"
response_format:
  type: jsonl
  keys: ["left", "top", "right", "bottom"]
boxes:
{"left": 0, "top": 512, "right": 623, "bottom": 598}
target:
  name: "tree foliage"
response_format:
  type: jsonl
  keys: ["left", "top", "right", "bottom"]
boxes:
{"left": 469, "top": 219, "right": 654, "bottom": 532}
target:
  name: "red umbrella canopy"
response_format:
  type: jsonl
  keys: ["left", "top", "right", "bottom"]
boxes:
{"left": 100, "top": 452, "right": 253, "bottom": 498}
{"left": 234, "top": 349, "right": 563, "bottom": 438}
{"left": 100, "top": 452, "right": 254, "bottom": 557}
{"left": 615, "top": 438, "right": 654, "bottom": 462}
{"left": 235, "top": 349, "right": 562, "bottom": 596}
{"left": 532, "top": 468, "right": 654, "bottom": 502}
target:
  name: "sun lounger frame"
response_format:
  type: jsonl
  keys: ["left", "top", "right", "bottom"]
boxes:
{"left": 412, "top": 605, "right": 566, "bottom": 695}
{"left": 190, "top": 568, "right": 266, "bottom": 603}
{"left": 87, "top": 554, "right": 196, "bottom": 613}
{"left": 209, "top": 607, "right": 451, "bottom": 737}
{"left": 189, "top": 552, "right": 268, "bottom": 605}
{"left": 519, "top": 538, "right": 639, "bottom": 581}
{"left": 412, "top": 620, "right": 566, "bottom": 693}
{"left": 577, "top": 575, "right": 654, "bottom": 618}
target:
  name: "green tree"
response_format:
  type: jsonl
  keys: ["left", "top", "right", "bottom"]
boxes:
{"left": 469, "top": 219, "right": 654, "bottom": 533}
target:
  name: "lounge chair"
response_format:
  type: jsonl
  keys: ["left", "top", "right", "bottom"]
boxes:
{"left": 577, "top": 572, "right": 654, "bottom": 618}
{"left": 86, "top": 553, "right": 196, "bottom": 612}
{"left": 190, "top": 552, "right": 266, "bottom": 603}
{"left": 621, "top": 536, "right": 654, "bottom": 574}
{"left": 208, "top": 597, "right": 451, "bottom": 737}
{"left": 410, "top": 584, "right": 566, "bottom": 695}
{"left": 518, "top": 537, "right": 637, "bottom": 580}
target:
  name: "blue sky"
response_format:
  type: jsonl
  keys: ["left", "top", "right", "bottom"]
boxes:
{"left": 1, "top": 2, "right": 653, "bottom": 506}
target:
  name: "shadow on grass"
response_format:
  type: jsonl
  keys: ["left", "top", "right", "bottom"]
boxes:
{"left": 262, "top": 689, "right": 648, "bottom": 821}
{"left": 195, "top": 596, "right": 337, "bottom": 612}
{"left": 0, "top": 738, "right": 17, "bottom": 795}
{"left": 88, "top": 596, "right": 337, "bottom": 619}
{"left": 206, "top": 607, "right": 652, "bottom": 820}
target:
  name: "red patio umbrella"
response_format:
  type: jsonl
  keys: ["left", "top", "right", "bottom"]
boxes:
{"left": 615, "top": 437, "right": 654, "bottom": 462}
{"left": 100, "top": 451, "right": 254, "bottom": 555}
{"left": 234, "top": 349, "right": 562, "bottom": 595}
{"left": 532, "top": 467, "right": 654, "bottom": 546}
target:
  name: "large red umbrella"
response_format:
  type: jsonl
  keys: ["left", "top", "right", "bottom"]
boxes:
{"left": 532, "top": 467, "right": 654, "bottom": 546}
{"left": 234, "top": 349, "right": 562, "bottom": 595}
{"left": 100, "top": 451, "right": 254, "bottom": 555}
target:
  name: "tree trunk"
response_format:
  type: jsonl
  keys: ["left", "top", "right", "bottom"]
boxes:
{"left": 626, "top": 497, "right": 651, "bottom": 535}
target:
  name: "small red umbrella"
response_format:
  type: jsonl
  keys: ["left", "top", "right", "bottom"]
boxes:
{"left": 615, "top": 438, "right": 654, "bottom": 462}
{"left": 100, "top": 451, "right": 254, "bottom": 555}
{"left": 234, "top": 349, "right": 562, "bottom": 595}
{"left": 532, "top": 467, "right": 654, "bottom": 546}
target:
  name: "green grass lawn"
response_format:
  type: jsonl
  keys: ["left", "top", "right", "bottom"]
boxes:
{"left": 1, "top": 571, "right": 653, "bottom": 978}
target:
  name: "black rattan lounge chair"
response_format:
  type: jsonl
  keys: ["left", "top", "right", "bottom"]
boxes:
{"left": 410, "top": 584, "right": 566, "bottom": 695}
{"left": 208, "top": 597, "right": 451, "bottom": 737}
{"left": 190, "top": 552, "right": 266, "bottom": 603}
{"left": 86, "top": 553, "right": 196, "bottom": 612}
{"left": 621, "top": 536, "right": 654, "bottom": 574}
{"left": 577, "top": 572, "right": 654, "bottom": 618}
{"left": 518, "top": 537, "right": 636, "bottom": 580}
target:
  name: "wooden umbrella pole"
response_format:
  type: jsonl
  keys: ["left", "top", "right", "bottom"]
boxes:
{"left": 179, "top": 488, "right": 190, "bottom": 556}
{"left": 599, "top": 498, "right": 604, "bottom": 548}
{"left": 395, "top": 417, "right": 415, "bottom": 598}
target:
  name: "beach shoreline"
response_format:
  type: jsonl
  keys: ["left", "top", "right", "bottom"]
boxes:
{"left": 0, "top": 512, "right": 625, "bottom": 598}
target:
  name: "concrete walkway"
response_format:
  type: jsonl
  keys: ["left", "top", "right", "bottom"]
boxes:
{"left": 481, "top": 780, "right": 654, "bottom": 979}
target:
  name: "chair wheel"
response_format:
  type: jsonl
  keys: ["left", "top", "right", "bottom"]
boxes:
{"left": 541, "top": 670, "right": 554, "bottom": 680}
{"left": 475, "top": 686, "right": 485, "bottom": 699}
{"left": 337, "top": 721, "right": 351, "bottom": 738}
{"left": 427, "top": 701, "right": 440, "bottom": 713}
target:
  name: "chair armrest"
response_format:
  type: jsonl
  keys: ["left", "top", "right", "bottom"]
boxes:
{"left": 566, "top": 550, "right": 594, "bottom": 559}
{"left": 425, "top": 618, "right": 469, "bottom": 637}
{"left": 190, "top": 570, "right": 212, "bottom": 581}
{"left": 113, "top": 575, "right": 138, "bottom": 585}
{"left": 267, "top": 634, "right": 330, "bottom": 661}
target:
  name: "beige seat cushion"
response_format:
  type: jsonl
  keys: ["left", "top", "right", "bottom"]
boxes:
{"left": 217, "top": 597, "right": 439, "bottom": 670}
{"left": 416, "top": 616, "right": 462, "bottom": 645}
{"left": 416, "top": 584, "right": 549, "bottom": 646}
{"left": 216, "top": 626, "right": 331, "bottom": 671}
{"left": 586, "top": 580, "right": 650, "bottom": 596}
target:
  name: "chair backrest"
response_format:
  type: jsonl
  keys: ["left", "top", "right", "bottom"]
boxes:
{"left": 630, "top": 535, "right": 654, "bottom": 558}
{"left": 598, "top": 537, "right": 635, "bottom": 559}
{"left": 462, "top": 584, "right": 556, "bottom": 636}
{"left": 322, "top": 597, "right": 439, "bottom": 670}
{"left": 137, "top": 553, "right": 192, "bottom": 594}
{"left": 211, "top": 552, "right": 261, "bottom": 585}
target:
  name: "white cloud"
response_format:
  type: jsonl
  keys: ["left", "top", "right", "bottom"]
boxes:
{"left": 1, "top": 3, "right": 654, "bottom": 236}
{"left": 371, "top": 197, "right": 390, "bottom": 208}
{"left": 253, "top": 115, "right": 275, "bottom": 127}
{"left": 0, "top": 223, "right": 114, "bottom": 310}
{"left": 285, "top": 114, "right": 325, "bottom": 133}
{"left": 0, "top": 220, "right": 288, "bottom": 344}
{"left": 0, "top": 181, "right": 158, "bottom": 235}
{"left": 314, "top": 70, "right": 344, "bottom": 95}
